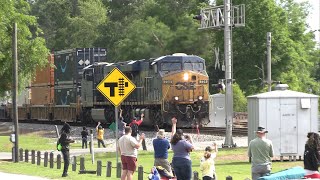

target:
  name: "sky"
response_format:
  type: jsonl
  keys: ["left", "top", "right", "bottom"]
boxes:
{"left": 295, "top": 0, "right": 320, "bottom": 45}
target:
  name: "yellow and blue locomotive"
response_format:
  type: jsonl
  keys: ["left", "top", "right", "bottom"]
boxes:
{"left": 82, "top": 53, "right": 210, "bottom": 128}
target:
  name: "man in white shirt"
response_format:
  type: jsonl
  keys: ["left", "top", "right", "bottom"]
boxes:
{"left": 119, "top": 126, "right": 145, "bottom": 180}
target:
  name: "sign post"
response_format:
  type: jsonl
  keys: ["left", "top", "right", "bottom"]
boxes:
{"left": 96, "top": 67, "right": 136, "bottom": 164}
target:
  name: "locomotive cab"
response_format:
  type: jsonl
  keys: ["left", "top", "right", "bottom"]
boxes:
{"left": 156, "top": 53, "right": 210, "bottom": 127}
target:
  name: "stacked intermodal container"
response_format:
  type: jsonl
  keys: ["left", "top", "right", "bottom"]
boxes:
{"left": 30, "top": 54, "right": 54, "bottom": 105}
{"left": 54, "top": 48, "right": 107, "bottom": 105}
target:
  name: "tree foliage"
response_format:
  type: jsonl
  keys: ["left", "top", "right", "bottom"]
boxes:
{"left": 210, "top": 0, "right": 319, "bottom": 96}
{"left": 0, "top": 0, "right": 48, "bottom": 95}
{"left": 25, "top": 0, "right": 320, "bottom": 100}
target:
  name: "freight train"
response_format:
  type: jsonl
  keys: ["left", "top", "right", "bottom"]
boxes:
{"left": 2, "top": 49, "right": 211, "bottom": 128}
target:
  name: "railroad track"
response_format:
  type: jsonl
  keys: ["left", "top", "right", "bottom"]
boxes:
{"left": 180, "top": 127, "right": 248, "bottom": 136}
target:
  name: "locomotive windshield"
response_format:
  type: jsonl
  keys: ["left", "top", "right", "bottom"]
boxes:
{"left": 161, "top": 62, "right": 182, "bottom": 71}
{"left": 184, "top": 62, "right": 204, "bottom": 71}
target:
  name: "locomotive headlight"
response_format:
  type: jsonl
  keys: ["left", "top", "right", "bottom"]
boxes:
{"left": 183, "top": 73, "right": 189, "bottom": 81}
{"left": 198, "top": 96, "right": 203, "bottom": 100}
{"left": 174, "top": 96, "right": 179, "bottom": 101}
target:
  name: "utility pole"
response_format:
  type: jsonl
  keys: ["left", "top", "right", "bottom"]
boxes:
{"left": 12, "top": 22, "right": 19, "bottom": 162}
{"left": 194, "top": 1, "right": 245, "bottom": 147}
{"left": 223, "top": 0, "right": 233, "bottom": 147}
{"left": 267, "top": 32, "right": 272, "bottom": 92}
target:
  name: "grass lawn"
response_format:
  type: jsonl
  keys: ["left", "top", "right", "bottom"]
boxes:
{"left": 0, "top": 134, "right": 114, "bottom": 152}
{"left": 0, "top": 147, "right": 304, "bottom": 179}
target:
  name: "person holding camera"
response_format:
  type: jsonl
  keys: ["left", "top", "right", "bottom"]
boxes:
{"left": 170, "top": 117, "right": 194, "bottom": 180}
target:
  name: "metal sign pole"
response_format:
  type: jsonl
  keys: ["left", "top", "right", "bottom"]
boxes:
{"left": 115, "top": 106, "right": 119, "bottom": 164}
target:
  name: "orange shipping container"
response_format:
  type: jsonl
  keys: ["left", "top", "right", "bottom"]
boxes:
{"left": 32, "top": 54, "right": 54, "bottom": 85}
{"left": 31, "top": 54, "right": 54, "bottom": 105}
{"left": 30, "top": 87, "right": 54, "bottom": 105}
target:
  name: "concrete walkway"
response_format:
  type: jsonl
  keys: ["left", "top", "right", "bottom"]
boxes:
{"left": 0, "top": 172, "right": 49, "bottom": 180}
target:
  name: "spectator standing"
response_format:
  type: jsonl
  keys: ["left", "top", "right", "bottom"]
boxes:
{"left": 58, "top": 128, "right": 75, "bottom": 177}
{"left": 170, "top": 117, "right": 194, "bottom": 180}
{"left": 200, "top": 143, "right": 218, "bottom": 180}
{"left": 304, "top": 132, "right": 320, "bottom": 178}
{"left": 119, "top": 126, "right": 145, "bottom": 180}
{"left": 152, "top": 129, "right": 173, "bottom": 176}
{"left": 96, "top": 122, "right": 106, "bottom": 148}
{"left": 118, "top": 109, "right": 126, "bottom": 138}
{"left": 248, "top": 126, "right": 274, "bottom": 180}
{"left": 200, "top": 150, "right": 217, "bottom": 180}
{"left": 81, "top": 127, "right": 88, "bottom": 149}
{"left": 129, "top": 113, "right": 144, "bottom": 139}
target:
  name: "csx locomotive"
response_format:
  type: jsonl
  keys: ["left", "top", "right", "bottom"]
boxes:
{"left": 82, "top": 53, "right": 210, "bottom": 128}
{"left": 2, "top": 51, "right": 210, "bottom": 128}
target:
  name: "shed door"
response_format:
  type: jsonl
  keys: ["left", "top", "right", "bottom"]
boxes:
{"left": 280, "top": 103, "right": 297, "bottom": 154}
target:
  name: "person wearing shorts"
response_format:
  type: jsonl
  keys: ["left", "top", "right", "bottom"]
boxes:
{"left": 119, "top": 126, "right": 145, "bottom": 180}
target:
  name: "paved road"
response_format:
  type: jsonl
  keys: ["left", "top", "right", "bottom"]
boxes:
{"left": 0, "top": 172, "right": 49, "bottom": 180}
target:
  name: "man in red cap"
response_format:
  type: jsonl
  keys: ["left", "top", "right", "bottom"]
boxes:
{"left": 248, "top": 126, "right": 274, "bottom": 180}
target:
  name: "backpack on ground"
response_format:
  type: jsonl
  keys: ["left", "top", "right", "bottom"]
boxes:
{"left": 57, "top": 138, "right": 62, "bottom": 151}
{"left": 131, "top": 123, "right": 139, "bottom": 137}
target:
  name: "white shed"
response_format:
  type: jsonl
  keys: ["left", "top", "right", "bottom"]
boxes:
{"left": 208, "top": 94, "right": 226, "bottom": 127}
{"left": 247, "top": 84, "right": 319, "bottom": 157}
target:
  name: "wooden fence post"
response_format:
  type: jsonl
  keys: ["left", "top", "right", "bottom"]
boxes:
{"left": 36, "top": 151, "right": 41, "bottom": 165}
{"left": 106, "top": 161, "right": 112, "bottom": 177}
{"left": 44, "top": 152, "right": 48, "bottom": 167}
{"left": 19, "top": 148, "right": 23, "bottom": 161}
{"left": 72, "top": 156, "right": 77, "bottom": 171}
{"left": 117, "top": 162, "right": 121, "bottom": 178}
{"left": 193, "top": 171, "right": 199, "bottom": 180}
{"left": 57, "top": 154, "right": 61, "bottom": 169}
{"left": 80, "top": 157, "right": 85, "bottom": 172}
{"left": 138, "top": 166, "right": 143, "bottom": 180}
{"left": 97, "top": 160, "right": 102, "bottom": 176}
{"left": 49, "top": 152, "right": 54, "bottom": 168}
{"left": 31, "top": 150, "right": 35, "bottom": 164}
{"left": 24, "top": 149, "right": 29, "bottom": 162}
{"left": 226, "top": 176, "right": 233, "bottom": 180}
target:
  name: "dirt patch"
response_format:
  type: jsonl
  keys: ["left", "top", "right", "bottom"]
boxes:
{"left": 217, "top": 154, "right": 248, "bottom": 161}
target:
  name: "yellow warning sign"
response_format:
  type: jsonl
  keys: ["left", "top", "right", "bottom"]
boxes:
{"left": 96, "top": 67, "right": 136, "bottom": 107}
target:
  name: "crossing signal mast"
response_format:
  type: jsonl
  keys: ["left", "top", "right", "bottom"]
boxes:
{"left": 194, "top": 1, "right": 245, "bottom": 147}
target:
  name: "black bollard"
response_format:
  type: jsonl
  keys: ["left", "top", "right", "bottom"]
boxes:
{"left": 226, "top": 176, "right": 233, "bottom": 180}
{"left": 57, "top": 154, "right": 61, "bottom": 169}
{"left": 106, "top": 161, "right": 112, "bottom": 177}
{"left": 49, "top": 152, "right": 54, "bottom": 168}
{"left": 97, "top": 160, "right": 102, "bottom": 176}
{"left": 37, "top": 151, "right": 41, "bottom": 165}
{"left": 138, "top": 166, "right": 143, "bottom": 180}
{"left": 80, "top": 157, "right": 85, "bottom": 172}
{"left": 72, "top": 156, "right": 77, "bottom": 171}
{"left": 44, "top": 152, "right": 48, "bottom": 167}
{"left": 117, "top": 162, "right": 121, "bottom": 178}
{"left": 25, "top": 149, "right": 29, "bottom": 163}
{"left": 19, "top": 148, "right": 23, "bottom": 161}
{"left": 193, "top": 171, "right": 199, "bottom": 180}
{"left": 31, "top": 150, "right": 35, "bottom": 164}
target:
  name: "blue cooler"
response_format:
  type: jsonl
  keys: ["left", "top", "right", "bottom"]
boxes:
{"left": 258, "top": 166, "right": 305, "bottom": 180}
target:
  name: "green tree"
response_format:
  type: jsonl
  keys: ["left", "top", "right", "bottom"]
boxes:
{"left": 233, "top": 83, "right": 247, "bottom": 112}
{"left": 31, "top": 0, "right": 107, "bottom": 50}
{"left": 211, "top": 0, "right": 318, "bottom": 96}
{"left": 0, "top": 0, "right": 48, "bottom": 95}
